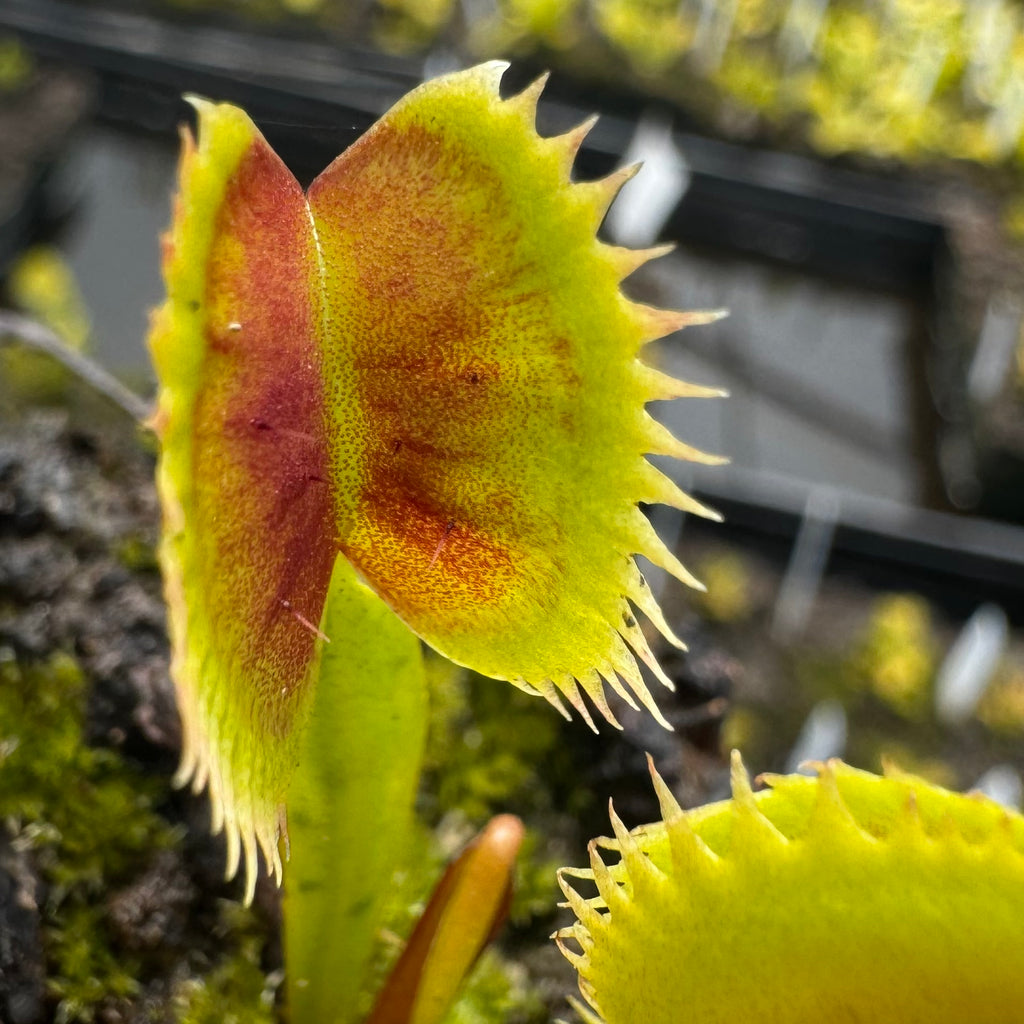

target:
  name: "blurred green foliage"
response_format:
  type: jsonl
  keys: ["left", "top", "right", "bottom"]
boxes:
{"left": 423, "top": 654, "right": 561, "bottom": 823}
{"left": 790, "top": 592, "right": 938, "bottom": 724}
{"left": 8, "top": 247, "right": 91, "bottom": 352}
{"left": 443, "top": 950, "right": 546, "bottom": 1024}
{"left": 139, "top": 0, "right": 1024, "bottom": 175}
{"left": 0, "top": 35, "right": 33, "bottom": 89}
{"left": 854, "top": 593, "right": 937, "bottom": 717}
{"left": 694, "top": 549, "right": 755, "bottom": 624}
{"left": 978, "top": 664, "right": 1024, "bottom": 735}
{"left": 2, "top": 246, "right": 92, "bottom": 406}
{"left": 421, "top": 652, "right": 568, "bottom": 923}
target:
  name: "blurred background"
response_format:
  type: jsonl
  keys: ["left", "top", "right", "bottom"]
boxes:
{"left": 3, "top": 1, "right": 1024, "bottom": 1019}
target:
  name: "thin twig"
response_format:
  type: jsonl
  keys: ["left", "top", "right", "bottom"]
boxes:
{"left": 0, "top": 310, "right": 153, "bottom": 424}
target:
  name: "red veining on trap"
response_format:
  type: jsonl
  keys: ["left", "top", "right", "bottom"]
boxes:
{"left": 309, "top": 120, "right": 528, "bottom": 618}
{"left": 191, "top": 136, "right": 335, "bottom": 732}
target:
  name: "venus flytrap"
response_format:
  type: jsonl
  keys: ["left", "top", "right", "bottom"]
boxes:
{"left": 148, "top": 62, "right": 720, "bottom": 1022}
{"left": 558, "top": 752, "right": 1024, "bottom": 1024}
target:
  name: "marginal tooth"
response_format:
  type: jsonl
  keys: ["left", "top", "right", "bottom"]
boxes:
{"left": 587, "top": 840, "right": 626, "bottom": 910}
{"left": 607, "top": 643, "right": 673, "bottom": 727}
{"left": 730, "top": 749, "right": 755, "bottom": 803}
{"left": 557, "top": 874, "right": 606, "bottom": 931}
{"left": 559, "top": 674, "right": 599, "bottom": 732}
{"left": 242, "top": 832, "right": 258, "bottom": 905}
{"left": 629, "top": 570, "right": 686, "bottom": 649}
{"left": 176, "top": 746, "right": 199, "bottom": 790}
{"left": 258, "top": 829, "right": 279, "bottom": 887}
{"left": 553, "top": 934, "right": 589, "bottom": 971}
{"left": 224, "top": 818, "right": 241, "bottom": 883}
{"left": 556, "top": 114, "right": 598, "bottom": 171}
{"left": 611, "top": 801, "right": 666, "bottom": 889}
{"left": 478, "top": 59, "right": 511, "bottom": 91}
{"left": 208, "top": 772, "right": 225, "bottom": 833}
{"left": 608, "top": 800, "right": 634, "bottom": 850}
{"left": 576, "top": 163, "right": 640, "bottom": 227}
{"left": 211, "top": 738, "right": 232, "bottom": 841}
{"left": 576, "top": 668, "right": 624, "bottom": 727}
{"left": 510, "top": 676, "right": 543, "bottom": 698}
{"left": 557, "top": 865, "right": 590, "bottom": 898}
{"left": 880, "top": 756, "right": 914, "bottom": 782}
{"left": 570, "top": 989, "right": 604, "bottom": 1024}
{"left": 529, "top": 677, "right": 574, "bottom": 722}
{"left": 632, "top": 510, "right": 706, "bottom": 591}
{"left": 826, "top": 759, "right": 862, "bottom": 781}
{"left": 558, "top": 864, "right": 597, "bottom": 883}
{"left": 596, "top": 662, "right": 640, "bottom": 714}
{"left": 647, "top": 753, "right": 685, "bottom": 822}
{"left": 277, "top": 805, "right": 290, "bottom": 866}
{"left": 555, "top": 915, "right": 597, "bottom": 950}
{"left": 507, "top": 71, "right": 549, "bottom": 123}
{"left": 755, "top": 771, "right": 785, "bottom": 792}
{"left": 183, "top": 93, "right": 214, "bottom": 118}
{"left": 605, "top": 241, "right": 675, "bottom": 280}
{"left": 636, "top": 460, "right": 723, "bottom": 522}
{"left": 619, "top": 614, "right": 675, "bottom": 693}
{"left": 644, "top": 415, "right": 729, "bottom": 467}
{"left": 268, "top": 844, "right": 283, "bottom": 884}
{"left": 666, "top": 807, "right": 718, "bottom": 873}
{"left": 806, "top": 759, "right": 872, "bottom": 843}
{"left": 636, "top": 304, "right": 728, "bottom": 342}
{"left": 636, "top": 362, "right": 729, "bottom": 400}
{"left": 729, "top": 750, "right": 788, "bottom": 851}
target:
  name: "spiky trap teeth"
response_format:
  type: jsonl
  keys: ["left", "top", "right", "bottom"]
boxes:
{"left": 557, "top": 752, "right": 1024, "bottom": 1024}
{"left": 151, "top": 61, "right": 721, "bottom": 896}
{"left": 312, "top": 61, "right": 726, "bottom": 735}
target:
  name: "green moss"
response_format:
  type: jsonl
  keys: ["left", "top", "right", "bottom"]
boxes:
{"left": 0, "top": 652, "right": 175, "bottom": 882}
{"left": 47, "top": 904, "right": 141, "bottom": 1022}
{"left": 173, "top": 903, "right": 280, "bottom": 1024}
{"left": 421, "top": 651, "right": 566, "bottom": 918}
{"left": 444, "top": 949, "right": 546, "bottom": 1024}
{"left": 423, "top": 654, "right": 561, "bottom": 823}
{"left": 0, "top": 649, "right": 278, "bottom": 1022}
{"left": 0, "top": 650, "right": 177, "bottom": 1020}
